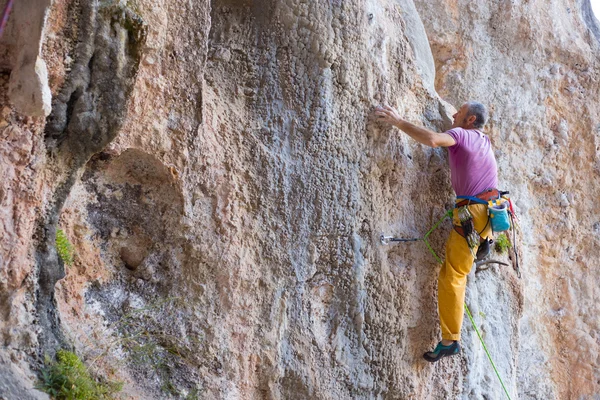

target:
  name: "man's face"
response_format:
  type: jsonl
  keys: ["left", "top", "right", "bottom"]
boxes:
{"left": 451, "top": 104, "right": 470, "bottom": 129}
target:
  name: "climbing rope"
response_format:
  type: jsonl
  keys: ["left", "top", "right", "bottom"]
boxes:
{"left": 385, "top": 211, "right": 512, "bottom": 400}
{"left": 465, "top": 303, "right": 512, "bottom": 399}
{"left": 422, "top": 210, "right": 453, "bottom": 264}
{"left": 0, "top": 0, "right": 14, "bottom": 38}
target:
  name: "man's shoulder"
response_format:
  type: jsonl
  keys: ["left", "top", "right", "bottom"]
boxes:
{"left": 446, "top": 128, "right": 490, "bottom": 150}
{"left": 444, "top": 127, "right": 468, "bottom": 146}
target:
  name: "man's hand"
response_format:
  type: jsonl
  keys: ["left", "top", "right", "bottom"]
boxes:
{"left": 373, "top": 105, "right": 404, "bottom": 128}
{"left": 371, "top": 104, "right": 456, "bottom": 148}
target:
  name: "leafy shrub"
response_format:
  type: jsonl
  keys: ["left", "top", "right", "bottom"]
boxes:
{"left": 56, "top": 229, "right": 75, "bottom": 266}
{"left": 494, "top": 233, "right": 512, "bottom": 254}
{"left": 37, "top": 349, "right": 122, "bottom": 400}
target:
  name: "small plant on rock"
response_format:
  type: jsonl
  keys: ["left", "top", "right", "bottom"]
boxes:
{"left": 37, "top": 349, "right": 122, "bottom": 400}
{"left": 494, "top": 233, "right": 512, "bottom": 255}
{"left": 56, "top": 229, "right": 75, "bottom": 266}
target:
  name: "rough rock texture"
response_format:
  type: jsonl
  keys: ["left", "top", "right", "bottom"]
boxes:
{"left": 0, "top": 0, "right": 599, "bottom": 399}
{"left": 0, "top": 0, "right": 53, "bottom": 116}
{"left": 0, "top": 353, "right": 49, "bottom": 400}
{"left": 37, "top": 0, "right": 146, "bottom": 355}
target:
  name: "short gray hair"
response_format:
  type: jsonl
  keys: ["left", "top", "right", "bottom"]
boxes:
{"left": 465, "top": 101, "right": 488, "bottom": 129}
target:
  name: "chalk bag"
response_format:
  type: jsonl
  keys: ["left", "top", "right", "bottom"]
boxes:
{"left": 489, "top": 201, "right": 511, "bottom": 232}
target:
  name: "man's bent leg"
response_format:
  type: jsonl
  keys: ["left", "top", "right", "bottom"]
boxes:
{"left": 437, "top": 229, "right": 476, "bottom": 341}
{"left": 425, "top": 203, "right": 491, "bottom": 361}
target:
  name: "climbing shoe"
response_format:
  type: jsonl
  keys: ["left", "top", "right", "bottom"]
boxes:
{"left": 423, "top": 341, "right": 461, "bottom": 363}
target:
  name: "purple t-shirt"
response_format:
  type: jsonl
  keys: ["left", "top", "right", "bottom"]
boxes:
{"left": 446, "top": 127, "right": 498, "bottom": 196}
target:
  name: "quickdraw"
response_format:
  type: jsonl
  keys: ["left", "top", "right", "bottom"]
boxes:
{"left": 457, "top": 205, "right": 480, "bottom": 256}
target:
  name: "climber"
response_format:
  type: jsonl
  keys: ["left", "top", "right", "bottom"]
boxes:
{"left": 373, "top": 102, "right": 498, "bottom": 362}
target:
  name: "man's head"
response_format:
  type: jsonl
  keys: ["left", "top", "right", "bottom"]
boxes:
{"left": 451, "top": 101, "right": 488, "bottom": 129}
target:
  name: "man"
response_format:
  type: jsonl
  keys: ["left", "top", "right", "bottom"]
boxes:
{"left": 374, "top": 102, "right": 498, "bottom": 362}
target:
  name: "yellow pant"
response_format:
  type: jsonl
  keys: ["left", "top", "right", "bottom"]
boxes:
{"left": 438, "top": 203, "right": 492, "bottom": 341}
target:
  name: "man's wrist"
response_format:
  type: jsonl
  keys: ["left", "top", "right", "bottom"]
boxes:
{"left": 395, "top": 119, "right": 407, "bottom": 130}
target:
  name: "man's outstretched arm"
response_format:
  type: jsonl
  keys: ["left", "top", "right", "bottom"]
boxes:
{"left": 373, "top": 105, "right": 456, "bottom": 148}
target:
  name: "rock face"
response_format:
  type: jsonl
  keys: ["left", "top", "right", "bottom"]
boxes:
{"left": 0, "top": 0, "right": 599, "bottom": 399}
{"left": 0, "top": 0, "right": 53, "bottom": 116}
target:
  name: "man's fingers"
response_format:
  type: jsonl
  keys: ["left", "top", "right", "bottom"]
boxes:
{"left": 372, "top": 106, "right": 398, "bottom": 124}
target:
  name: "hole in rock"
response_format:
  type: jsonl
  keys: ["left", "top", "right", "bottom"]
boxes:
{"left": 64, "top": 150, "right": 201, "bottom": 395}
{"left": 82, "top": 149, "right": 184, "bottom": 275}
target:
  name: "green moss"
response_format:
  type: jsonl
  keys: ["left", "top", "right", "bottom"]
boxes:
{"left": 494, "top": 233, "right": 512, "bottom": 255}
{"left": 37, "top": 350, "right": 122, "bottom": 400}
{"left": 56, "top": 229, "right": 75, "bottom": 266}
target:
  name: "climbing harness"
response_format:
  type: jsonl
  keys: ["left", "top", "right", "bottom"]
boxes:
{"left": 455, "top": 188, "right": 503, "bottom": 207}
{"left": 381, "top": 196, "right": 520, "bottom": 400}
{"left": 453, "top": 189, "right": 521, "bottom": 277}
{"left": 453, "top": 188, "right": 500, "bottom": 257}
{"left": 382, "top": 189, "right": 520, "bottom": 274}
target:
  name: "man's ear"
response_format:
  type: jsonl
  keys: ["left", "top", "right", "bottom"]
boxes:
{"left": 467, "top": 115, "right": 477, "bottom": 126}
